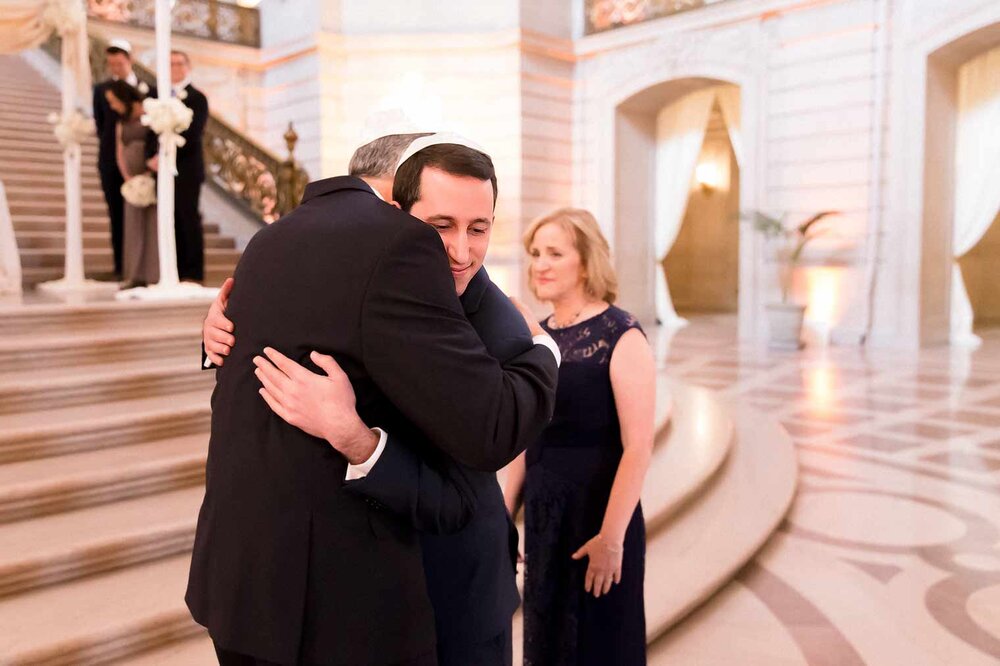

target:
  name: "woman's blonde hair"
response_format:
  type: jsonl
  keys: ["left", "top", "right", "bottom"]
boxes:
{"left": 523, "top": 207, "right": 618, "bottom": 304}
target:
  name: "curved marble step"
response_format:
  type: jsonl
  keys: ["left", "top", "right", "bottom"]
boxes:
{"left": 0, "top": 324, "right": 203, "bottom": 374}
{"left": 0, "top": 432, "right": 206, "bottom": 523}
{"left": 643, "top": 403, "right": 797, "bottom": 643}
{"left": 0, "top": 298, "right": 207, "bottom": 337}
{"left": 0, "top": 359, "right": 214, "bottom": 414}
{"left": 0, "top": 554, "right": 201, "bottom": 665}
{"left": 0, "top": 389, "right": 211, "bottom": 463}
{"left": 0, "top": 486, "right": 203, "bottom": 597}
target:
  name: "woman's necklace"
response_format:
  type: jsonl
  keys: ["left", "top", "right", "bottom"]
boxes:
{"left": 550, "top": 304, "right": 587, "bottom": 329}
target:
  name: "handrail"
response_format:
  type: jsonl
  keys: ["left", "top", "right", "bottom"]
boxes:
{"left": 44, "top": 34, "right": 308, "bottom": 222}
{"left": 87, "top": 0, "right": 261, "bottom": 48}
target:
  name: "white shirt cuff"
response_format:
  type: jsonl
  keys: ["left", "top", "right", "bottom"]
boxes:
{"left": 533, "top": 334, "right": 561, "bottom": 368}
{"left": 345, "top": 427, "right": 388, "bottom": 481}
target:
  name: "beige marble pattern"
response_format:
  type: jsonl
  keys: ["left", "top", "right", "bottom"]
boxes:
{"left": 651, "top": 316, "right": 1000, "bottom": 665}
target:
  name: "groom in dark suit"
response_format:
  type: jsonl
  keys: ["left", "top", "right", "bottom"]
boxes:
{"left": 206, "top": 138, "right": 546, "bottom": 665}
{"left": 187, "top": 133, "right": 559, "bottom": 666}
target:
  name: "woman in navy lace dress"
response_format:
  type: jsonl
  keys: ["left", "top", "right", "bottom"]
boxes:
{"left": 504, "top": 208, "right": 655, "bottom": 665}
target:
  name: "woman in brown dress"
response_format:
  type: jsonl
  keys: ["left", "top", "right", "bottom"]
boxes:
{"left": 105, "top": 80, "right": 158, "bottom": 288}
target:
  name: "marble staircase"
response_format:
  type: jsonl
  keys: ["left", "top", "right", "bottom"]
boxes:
{"left": 0, "top": 298, "right": 211, "bottom": 664}
{"left": 0, "top": 54, "right": 242, "bottom": 290}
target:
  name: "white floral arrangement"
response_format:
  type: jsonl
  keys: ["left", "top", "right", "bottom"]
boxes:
{"left": 121, "top": 173, "right": 157, "bottom": 208}
{"left": 141, "top": 97, "right": 193, "bottom": 138}
{"left": 141, "top": 97, "right": 193, "bottom": 176}
{"left": 47, "top": 109, "right": 93, "bottom": 149}
{"left": 42, "top": 0, "right": 85, "bottom": 37}
{"left": 138, "top": 81, "right": 150, "bottom": 95}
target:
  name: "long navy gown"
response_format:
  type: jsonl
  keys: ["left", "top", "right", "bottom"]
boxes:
{"left": 523, "top": 305, "right": 647, "bottom": 666}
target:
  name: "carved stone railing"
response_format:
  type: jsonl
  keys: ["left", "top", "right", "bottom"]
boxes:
{"left": 44, "top": 33, "right": 308, "bottom": 222}
{"left": 87, "top": 0, "right": 260, "bottom": 48}
{"left": 585, "top": 0, "right": 732, "bottom": 34}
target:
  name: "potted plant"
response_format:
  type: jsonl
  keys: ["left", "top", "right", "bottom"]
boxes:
{"left": 745, "top": 210, "right": 838, "bottom": 349}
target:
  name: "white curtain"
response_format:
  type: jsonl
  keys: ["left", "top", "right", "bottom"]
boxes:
{"left": 715, "top": 84, "right": 744, "bottom": 169}
{"left": 653, "top": 87, "right": 716, "bottom": 327}
{"left": 0, "top": 181, "right": 22, "bottom": 295}
{"left": 951, "top": 45, "right": 1000, "bottom": 347}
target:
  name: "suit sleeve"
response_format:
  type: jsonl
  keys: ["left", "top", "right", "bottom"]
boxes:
{"left": 93, "top": 85, "right": 104, "bottom": 137}
{"left": 360, "top": 220, "right": 558, "bottom": 472}
{"left": 344, "top": 434, "right": 478, "bottom": 534}
{"left": 183, "top": 90, "right": 208, "bottom": 143}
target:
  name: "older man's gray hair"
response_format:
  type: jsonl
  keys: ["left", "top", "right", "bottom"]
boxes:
{"left": 348, "top": 133, "right": 432, "bottom": 179}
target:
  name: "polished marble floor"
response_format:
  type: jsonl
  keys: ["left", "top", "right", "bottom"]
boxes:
{"left": 651, "top": 316, "right": 1000, "bottom": 665}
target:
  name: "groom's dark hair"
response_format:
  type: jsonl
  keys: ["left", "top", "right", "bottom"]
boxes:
{"left": 348, "top": 133, "right": 431, "bottom": 179}
{"left": 393, "top": 144, "right": 498, "bottom": 213}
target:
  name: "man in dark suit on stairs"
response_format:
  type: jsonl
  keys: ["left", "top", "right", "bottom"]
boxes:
{"left": 188, "top": 133, "right": 559, "bottom": 666}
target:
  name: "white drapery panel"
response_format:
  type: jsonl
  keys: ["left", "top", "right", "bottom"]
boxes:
{"left": 653, "top": 87, "right": 718, "bottom": 327}
{"left": 714, "top": 84, "right": 744, "bottom": 169}
{"left": 0, "top": 181, "right": 22, "bottom": 295}
{"left": 951, "top": 45, "right": 1000, "bottom": 348}
{"left": 0, "top": 0, "right": 52, "bottom": 52}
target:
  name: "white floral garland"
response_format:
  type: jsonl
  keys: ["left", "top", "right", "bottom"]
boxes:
{"left": 42, "top": 0, "right": 85, "bottom": 37}
{"left": 121, "top": 173, "right": 158, "bottom": 208}
{"left": 141, "top": 97, "right": 194, "bottom": 177}
{"left": 47, "top": 109, "right": 93, "bottom": 149}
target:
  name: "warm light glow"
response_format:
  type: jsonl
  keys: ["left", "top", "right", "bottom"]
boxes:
{"left": 805, "top": 267, "right": 840, "bottom": 328}
{"left": 374, "top": 71, "right": 445, "bottom": 133}
{"left": 695, "top": 161, "right": 724, "bottom": 193}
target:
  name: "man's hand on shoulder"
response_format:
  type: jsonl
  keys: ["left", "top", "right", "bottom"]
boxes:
{"left": 254, "top": 348, "right": 378, "bottom": 464}
{"left": 508, "top": 296, "right": 545, "bottom": 338}
{"left": 204, "top": 277, "right": 235, "bottom": 366}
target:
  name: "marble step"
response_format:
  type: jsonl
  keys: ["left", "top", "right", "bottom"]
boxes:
{"left": 19, "top": 247, "right": 242, "bottom": 269}
{"left": 0, "top": 554, "right": 202, "bottom": 665}
{"left": 0, "top": 149, "right": 96, "bottom": 166}
{"left": 117, "top": 633, "right": 214, "bottom": 665}
{"left": 0, "top": 432, "right": 206, "bottom": 523}
{"left": 11, "top": 217, "right": 221, "bottom": 235}
{"left": 2, "top": 174, "right": 103, "bottom": 190}
{"left": 0, "top": 326, "right": 201, "bottom": 372}
{"left": 0, "top": 138, "right": 99, "bottom": 155}
{"left": 4, "top": 184, "right": 107, "bottom": 202}
{"left": 0, "top": 359, "right": 213, "bottom": 414}
{"left": 22, "top": 265, "right": 234, "bottom": 289}
{"left": 0, "top": 388, "right": 211, "bottom": 463}
{"left": 14, "top": 230, "right": 234, "bottom": 250}
{"left": 0, "top": 486, "right": 203, "bottom": 597}
{"left": 0, "top": 162, "right": 101, "bottom": 179}
{"left": 642, "top": 404, "right": 797, "bottom": 644}
{"left": 9, "top": 199, "right": 109, "bottom": 216}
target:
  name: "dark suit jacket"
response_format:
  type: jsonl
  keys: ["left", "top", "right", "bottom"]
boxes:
{"left": 348, "top": 268, "right": 531, "bottom": 648}
{"left": 93, "top": 77, "right": 156, "bottom": 174}
{"left": 185, "top": 177, "right": 558, "bottom": 666}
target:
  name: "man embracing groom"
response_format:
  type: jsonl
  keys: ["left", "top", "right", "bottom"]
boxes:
{"left": 188, "top": 132, "right": 559, "bottom": 665}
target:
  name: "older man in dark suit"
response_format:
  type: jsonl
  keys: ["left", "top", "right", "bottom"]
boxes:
{"left": 187, "top": 133, "right": 559, "bottom": 666}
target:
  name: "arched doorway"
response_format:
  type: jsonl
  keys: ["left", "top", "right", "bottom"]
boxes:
{"left": 612, "top": 78, "right": 746, "bottom": 329}
{"left": 920, "top": 27, "right": 1000, "bottom": 347}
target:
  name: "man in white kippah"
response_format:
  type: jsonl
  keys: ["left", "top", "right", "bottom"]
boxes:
{"left": 188, "top": 131, "right": 560, "bottom": 666}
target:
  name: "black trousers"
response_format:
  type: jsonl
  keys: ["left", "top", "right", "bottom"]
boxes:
{"left": 214, "top": 642, "right": 438, "bottom": 666}
{"left": 174, "top": 175, "right": 205, "bottom": 282}
{"left": 438, "top": 626, "right": 512, "bottom": 666}
{"left": 98, "top": 166, "right": 124, "bottom": 277}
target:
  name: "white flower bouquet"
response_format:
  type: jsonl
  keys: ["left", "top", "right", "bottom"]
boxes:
{"left": 121, "top": 173, "right": 157, "bottom": 208}
{"left": 141, "top": 97, "right": 193, "bottom": 137}
{"left": 47, "top": 109, "right": 93, "bottom": 149}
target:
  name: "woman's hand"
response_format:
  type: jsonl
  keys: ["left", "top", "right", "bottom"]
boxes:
{"left": 571, "top": 533, "right": 623, "bottom": 598}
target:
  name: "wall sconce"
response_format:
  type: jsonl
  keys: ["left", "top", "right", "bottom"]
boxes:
{"left": 695, "top": 160, "right": 724, "bottom": 194}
